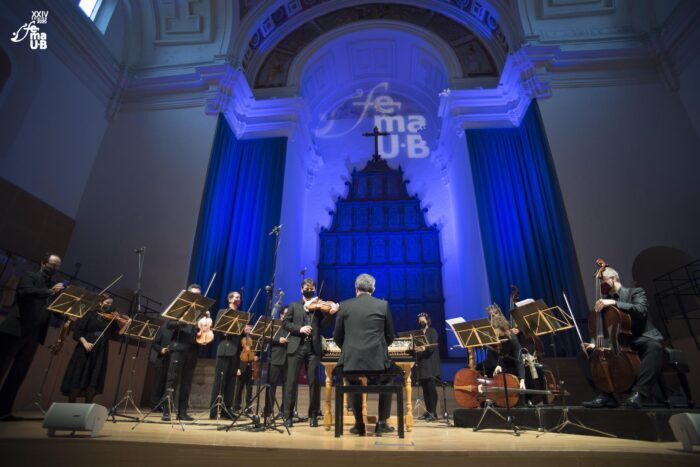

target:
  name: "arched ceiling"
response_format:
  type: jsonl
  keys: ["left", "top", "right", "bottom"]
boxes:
{"left": 250, "top": 2, "right": 500, "bottom": 89}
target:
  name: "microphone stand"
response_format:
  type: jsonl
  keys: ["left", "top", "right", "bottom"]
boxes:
{"left": 110, "top": 248, "right": 145, "bottom": 422}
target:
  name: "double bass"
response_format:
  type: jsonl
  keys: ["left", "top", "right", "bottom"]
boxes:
{"left": 586, "top": 258, "right": 640, "bottom": 394}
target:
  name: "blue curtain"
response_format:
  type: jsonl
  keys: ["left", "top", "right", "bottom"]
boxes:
{"left": 466, "top": 101, "right": 587, "bottom": 355}
{"left": 189, "top": 116, "right": 287, "bottom": 356}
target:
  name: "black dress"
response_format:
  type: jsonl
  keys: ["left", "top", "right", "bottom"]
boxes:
{"left": 61, "top": 310, "right": 120, "bottom": 398}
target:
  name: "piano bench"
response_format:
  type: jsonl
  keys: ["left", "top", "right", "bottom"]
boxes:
{"left": 334, "top": 373, "right": 404, "bottom": 438}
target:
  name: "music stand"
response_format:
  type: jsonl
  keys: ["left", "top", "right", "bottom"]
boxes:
{"left": 28, "top": 287, "right": 102, "bottom": 414}
{"left": 110, "top": 315, "right": 160, "bottom": 421}
{"left": 47, "top": 285, "right": 100, "bottom": 319}
{"left": 161, "top": 290, "right": 215, "bottom": 324}
{"left": 449, "top": 318, "right": 520, "bottom": 436}
{"left": 511, "top": 300, "right": 614, "bottom": 438}
{"left": 398, "top": 330, "right": 430, "bottom": 418}
{"left": 223, "top": 314, "right": 285, "bottom": 433}
{"left": 198, "top": 309, "right": 252, "bottom": 423}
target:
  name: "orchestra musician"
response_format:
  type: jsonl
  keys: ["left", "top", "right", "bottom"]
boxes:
{"left": 0, "top": 253, "right": 64, "bottom": 421}
{"left": 282, "top": 278, "right": 337, "bottom": 428}
{"left": 414, "top": 312, "right": 440, "bottom": 421}
{"left": 580, "top": 267, "right": 664, "bottom": 409}
{"left": 209, "top": 290, "right": 251, "bottom": 419}
{"left": 60, "top": 294, "right": 129, "bottom": 403}
{"left": 479, "top": 304, "right": 527, "bottom": 391}
{"left": 160, "top": 283, "right": 203, "bottom": 421}
{"left": 263, "top": 306, "right": 289, "bottom": 422}
{"left": 331, "top": 273, "right": 396, "bottom": 436}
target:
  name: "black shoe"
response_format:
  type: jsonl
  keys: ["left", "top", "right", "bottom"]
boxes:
{"left": 623, "top": 392, "right": 643, "bottom": 409}
{"left": 582, "top": 393, "right": 618, "bottom": 409}
{"left": 178, "top": 413, "right": 194, "bottom": 421}
{"left": 417, "top": 412, "right": 430, "bottom": 421}
{"left": 161, "top": 413, "right": 171, "bottom": 422}
{"left": 350, "top": 423, "right": 366, "bottom": 436}
{"left": 309, "top": 416, "right": 319, "bottom": 427}
{"left": 283, "top": 418, "right": 293, "bottom": 427}
{"left": 374, "top": 421, "right": 395, "bottom": 436}
{"left": 424, "top": 413, "right": 437, "bottom": 422}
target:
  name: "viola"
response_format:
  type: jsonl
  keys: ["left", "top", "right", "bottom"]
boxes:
{"left": 196, "top": 310, "right": 214, "bottom": 345}
{"left": 586, "top": 258, "right": 640, "bottom": 394}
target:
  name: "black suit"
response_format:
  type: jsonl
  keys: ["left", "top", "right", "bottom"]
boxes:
{"left": 0, "top": 270, "right": 55, "bottom": 415}
{"left": 149, "top": 323, "right": 173, "bottom": 408}
{"left": 333, "top": 293, "right": 395, "bottom": 423}
{"left": 282, "top": 299, "right": 334, "bottom": 419}
{"left": 577, "top": 286, "right": 665, "bottom": 398}
{"left": 163, "top": 321, "right": 199, "bottom": 416}
{"left": 209, "top": 308, "right": 245, "bottom": 417}
{"left": 416, "top": 327, "right": 440, "bottom": 415}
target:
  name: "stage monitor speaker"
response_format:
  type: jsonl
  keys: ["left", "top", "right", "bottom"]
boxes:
{"left": 669, "top": 413, "right": 700, "bottom": 452}
{"left": 42, "top": 402, "right": 108, "bottom": 437}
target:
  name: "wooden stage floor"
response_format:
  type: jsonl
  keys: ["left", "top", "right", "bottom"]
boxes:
{"left": 0, "top": 411, "right": 697, "bottom": 467}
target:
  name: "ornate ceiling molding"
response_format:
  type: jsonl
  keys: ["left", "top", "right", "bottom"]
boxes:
{"left": 248, "top": 2, "right": 501, "bottom": 89}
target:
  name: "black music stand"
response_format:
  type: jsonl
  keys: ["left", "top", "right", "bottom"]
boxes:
{"left": 110, "top": 314, "right": 160, "bottom": 421}
{"left": 223, "top": 314, "right": 286, "bottom": 433}
{"left": 133, "top": 291, "right": 213, "bottom": 431}
{"left": 30, "top": 287, "right": 102, "bottom": 414}
{"left": 449, "top": 318, "right": 520, "bottom": 436}
{"left": 512, "top": 301, "right": 614, "bottom": 438}
{"left": 398, "top": 330, "right": 431, "bottom": 419}
{"left": 198, "top": 309, "right": 252, "bottom": 423}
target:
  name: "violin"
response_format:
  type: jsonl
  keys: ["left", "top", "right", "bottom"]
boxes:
{"left": 240, "top": 333, "right": 257, "bottom": 363}
{"left": 586, "top": 258, "right": 640, "bottom": 394}
{"left": 48, "top": 317, "right": 75, "bottom": 355}
{"left": 98, "top": 310, "right": 131, "bottom": 334}
{"left": 305, "top": 298, "right": 336, "bottom": 313}
{"left": 196, "top": 310, "right": 214, "bottom": 345}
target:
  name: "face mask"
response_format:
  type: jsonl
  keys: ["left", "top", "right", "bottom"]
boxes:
{"left": 302, "top": 290, "right": 315, "bottom": 300}
{"left": 419, "top": 321, "right": 428, "bottom": 329}
{"left": 41, "top": 264, "right": 57, "bottom": 277}
{"left": 600, "top": 281, "right": 613, "bottom": 296}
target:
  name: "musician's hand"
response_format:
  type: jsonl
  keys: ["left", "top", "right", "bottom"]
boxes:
{"left": 254, "top": 356, "right": 259, "bottom": 362}
{"left": 237, "top": 369, "right": 242, "bottom": 376}
{"left": 511, "top": 328, "right": 520, "bottom": 335}
{"left": 594, "top": 299, "right": 616, "bottom": 312}
{"left": 279, "top": 337, "right": 288, "bottom": 344}
{"left": 329, "top": 303, "right": 340, "bottom": 315}
{"left": 519, "top": 379, "right": 526, "bottom": 390}
{"left": 160, "top": 348, "right": 169, "bottom": 355}
{"left": 300, "top": 325, "right": 312, "bottom": 336}
{"left": 581, "top": 343, "right": 595, "bottom": 352}
{"left": 493, "top": 365, "right": 502, "bottom": 376}
{"left": 83, "top": 341, "right": 94, "bottom": 352}
{"left": 416, "top": 346, "right": 426, "bottom": 353}
{"left": 51, "top": 283, "right": 65, "bottom": 294}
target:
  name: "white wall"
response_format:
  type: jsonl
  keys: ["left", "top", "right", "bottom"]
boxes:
{"left": 0, "top": 44, "right": 108, "bottom": 218}
{"left": 539, "top": 82, "right": 700, "bottom": 306}
{"left": 64, "top": 106, "right": 219, "bottom": 306}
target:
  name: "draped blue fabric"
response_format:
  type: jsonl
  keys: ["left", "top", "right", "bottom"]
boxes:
{"left": 189, "top": 116, "right": 287, "bottom": 356}
{"left": 466, "top": 101, "right": 587, "bottom": 355}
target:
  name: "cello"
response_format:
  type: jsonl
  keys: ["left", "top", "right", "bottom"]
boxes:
{"left": 453, "top": 348, "right": 521, "bottom": 408}
{"left": 586, "top": 258, "right": 640, "bottom": 394}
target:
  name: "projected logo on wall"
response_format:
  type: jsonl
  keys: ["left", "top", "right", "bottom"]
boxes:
{"left": 314, "top": 82, "right": 434, "bottom": 159}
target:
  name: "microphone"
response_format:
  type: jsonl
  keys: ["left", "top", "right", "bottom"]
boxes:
{"left": 268, "top": 224, "right": 283, "bottom": 236}
{"left": 134, "top": 246, "right": 146, "bottom": 254}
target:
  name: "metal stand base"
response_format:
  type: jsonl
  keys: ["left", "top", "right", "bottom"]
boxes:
{"left": 132, "top": 388, "right": 184, "bottom": 431}
{"left": 473, "top": 401, "right": 520, "bottom": 436}
{"left": 537, "top": 406, "right": 616, "bottom": 438}
{"left": 110, "top": 389, "right": 143, "bottom": 422}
